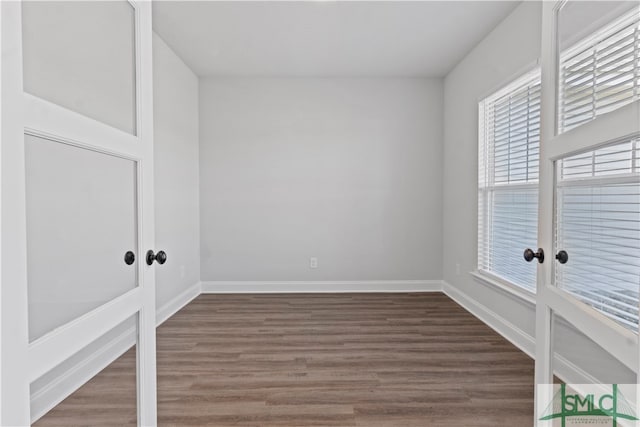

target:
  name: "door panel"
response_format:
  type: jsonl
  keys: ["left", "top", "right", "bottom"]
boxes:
{"left": 22, "top": 1, "right": 137, "bottom": 135}
{"left": 1, "top": 1, "right": 157, "bottom": 424}
{"left": 535, "top": 1, "right": 640, "bottom": 423}
{"left": 555, "top": 138, "right": 640, "bottom": 332}
{"left": 24, "top": 133, "right": 138, "bottom": 341}
{"left": 552, "top": 311, "right": 636, "bottom": 384}
{"left": 548, "top": 0, "right": 640, "bottom": 335}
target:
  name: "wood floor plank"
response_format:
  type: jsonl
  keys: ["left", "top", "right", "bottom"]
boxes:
{"left": 34, "top": 292, "right": 534, "bottom": 426}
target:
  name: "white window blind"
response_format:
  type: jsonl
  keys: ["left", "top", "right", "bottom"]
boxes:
{"left": 559, "top": 6, "right": 640, "bottom": 133}
{"left": 478, "top": 70, "right": 541, "bottom": 292}
{"left": 556, "top": 138, "right": 640, "bottom": 330}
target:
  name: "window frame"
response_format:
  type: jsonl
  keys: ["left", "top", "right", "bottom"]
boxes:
{"left": 476, "top": 68, "right": 542, "bottom": 298}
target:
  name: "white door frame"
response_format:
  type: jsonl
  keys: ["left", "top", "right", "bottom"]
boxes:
{"left": 1, "top": 1, "right": 157, "bottom": 425}
{"left": 535, "top": 0, "right": 640, "bottom": 423}
{"left": 0, "top": 2, "right": 3, "bottom": 419}
{"left": 1, "top": 2, "right": 30, "bottom": 424}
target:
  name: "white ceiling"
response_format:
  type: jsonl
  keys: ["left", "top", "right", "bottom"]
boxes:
{"left": 153, "top": 1, "right": 520, "bottom": 78}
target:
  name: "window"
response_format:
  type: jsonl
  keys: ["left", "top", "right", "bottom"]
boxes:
{"left": 559, "top": 6, "right": 640, "bottom": 133}
{"left": 555, "top": 5, "right": 640, "bottom": 331}
{"left": 478, "top": 69, "right": 541, "bottom": 292}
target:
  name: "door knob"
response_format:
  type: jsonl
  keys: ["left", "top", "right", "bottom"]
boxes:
{"left": 555, "top": 250, "right": 569, "bottom": 264}
{"left": 523, "top": 248, "right": 544, "bottom": 263}
{"left": 146, "top": 250, "right": 167, "bottom": 266}
{"left": 124, "top": 251, "right": 135, "bottom": 265}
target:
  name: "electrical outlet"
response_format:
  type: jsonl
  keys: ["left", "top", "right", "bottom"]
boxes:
{"left": 309, "top": 257, "right": 318, "bottom": 269}
{"left": 455, "top": 263, "right": 461, "bottom": 276}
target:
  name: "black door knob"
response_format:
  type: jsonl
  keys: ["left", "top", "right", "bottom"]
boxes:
{"left": 555, "top": 250, "right": 569, "bottom": 264}
{"left": 124, "top": 251, "right": 135, "bottom": 265}
{"left": 524, "top": 248, "right": 544, "bottom": 263}
{"left": 146, "top": 250, "right": 167, "bottom": 266}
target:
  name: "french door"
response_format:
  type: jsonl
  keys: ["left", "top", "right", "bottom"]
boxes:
{"left": 535, "top": 0, "right": 640, "bottom": 425}
{"left": 1, "top": 1, "right": 157, "bottom": 425}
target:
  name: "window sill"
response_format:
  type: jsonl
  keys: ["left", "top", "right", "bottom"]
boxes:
{"left": 470, "top": 270, "right": 536, "bottom": 305}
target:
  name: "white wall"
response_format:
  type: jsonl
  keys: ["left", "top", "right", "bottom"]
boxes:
{"left": 442, "top": 1, "right": 634, "bottom": 383}
{"left": 153, "top": 33, "right": 201, "bottom": 307}
{"left": 199, "top": 77, "right": 443, "bottom": 283}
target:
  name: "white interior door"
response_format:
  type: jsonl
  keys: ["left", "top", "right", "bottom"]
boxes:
{"left": 535, "top": 0, "right": 640, "bottom": 424}
{"left": 1, "top": 1, "right": 157, "bottom": 425}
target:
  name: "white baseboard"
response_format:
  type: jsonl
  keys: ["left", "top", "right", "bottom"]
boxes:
{"left": 30, "top": 281, "right": 202, "bottom": 424}
{"left": 156, "top": 282, "right": 202, "bottom": 326}
{"left": 442, "top": 281, "right": 535, "bottom": 357}
{"left": 441, "top": 280, "right": 599, "bottom": 385}
{"left": 201, "top": 279, "right": 443, "bottom": 293}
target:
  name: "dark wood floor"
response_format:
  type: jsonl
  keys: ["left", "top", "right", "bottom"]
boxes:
{"left": 35, "top": 293, "right": 534, "bottom": 426}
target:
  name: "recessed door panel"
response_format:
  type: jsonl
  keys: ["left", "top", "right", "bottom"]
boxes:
{"left": 554, "top": 138, "right": 640, "bottom": 332}
{"left": 24, "top": 133, "right": 138, "bottom": 342}
{"left": 31, "top": 314, "right": 139, "bottom": 425}
{"left": 556, "top": 1, "right": 639, "bottom": 133}
{"left": 22, "top": 1, "right": 137, "bottom": 135}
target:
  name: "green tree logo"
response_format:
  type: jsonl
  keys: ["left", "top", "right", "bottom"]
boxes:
{"left": 539, "top": 384, "right": 638, "bottom": 427}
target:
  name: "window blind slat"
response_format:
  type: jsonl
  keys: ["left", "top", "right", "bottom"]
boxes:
{"left": 559, "top": 7, "right": 640, "bottom": 133}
